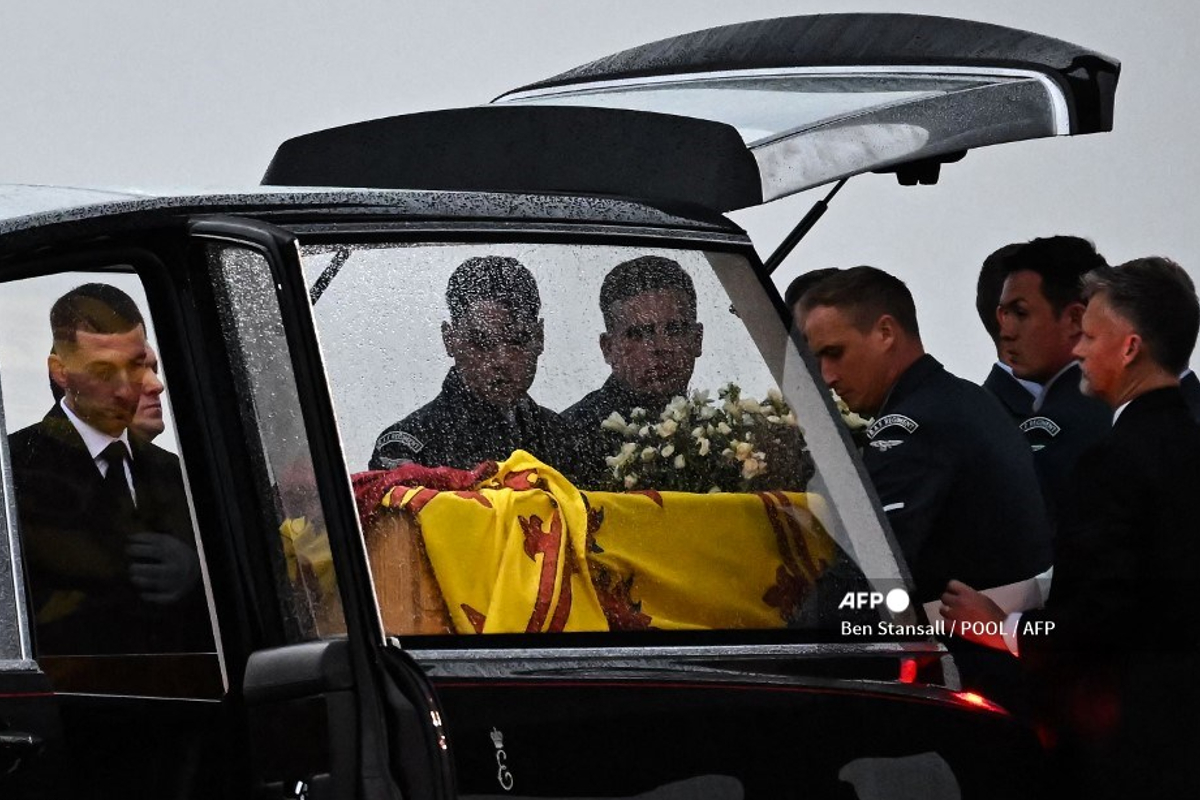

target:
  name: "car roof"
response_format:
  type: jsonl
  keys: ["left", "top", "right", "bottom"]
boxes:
{"left": 0, "top": 183, "right": 742, "bottom": 243}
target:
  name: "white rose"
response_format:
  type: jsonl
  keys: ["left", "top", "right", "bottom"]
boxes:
{"left": 767, "top": 387, "right": 784, "bottom": 405}
{"left": 766, "top": 415, "right": 781, "bottom": 424}
{"left": 674, "top": 454, "right": 686, "bottom": 469}
{"left": 691, "top": 426, "right": 705, "bottom": 439}
{"left": 699, "top": 405, "right": 716, "bottom": 420}
{"left": 661, "top": 443, "right": 675, "bottom": 457}
{"left": 657, "top": 419, "right": 678, "bottom": 438}
{"left": 641, "top": 446, "right": 657, "bottom": 462}
{"left": 741, "top": 458, "right": 763, "bottom": 479}
{"left": 717, "top": 422, "right": 732, "bottom": 435}
{"left": 624, "top": 473, "right": 638, "bottom": 489}
{"left": 691, "top": 389, "right": 710, "bottom": 405}
{"left": 601, "top": 411, "right": 628, "bottom": 432}
{"left": 735, "top": 441, "right": 754, "bottom": 459}
{"left": 639, "top": 426, "right": 650, "bottom": 437}
{"left": 698, "top": 438, "right": 711, "bottom": 456}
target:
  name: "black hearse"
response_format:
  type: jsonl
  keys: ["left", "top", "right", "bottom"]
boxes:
{"left": 0, "top": 14, "right": 1116, "bottom": 799}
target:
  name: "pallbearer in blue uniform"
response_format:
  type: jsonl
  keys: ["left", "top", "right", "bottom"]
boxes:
{"left": 995, "top": 236, "right": 1111, "bottom": 532}
{"left": 369, "top": 256, "right": 570, "bottom": 471}
{"left": 975, "top": 243, "right": 1038, "bottom": 421}
{"left": 799, "top": 267, "right": 1052, "bottom": 607}
{"left": 799, "top": 267, "right": 1051, "bottom": 709}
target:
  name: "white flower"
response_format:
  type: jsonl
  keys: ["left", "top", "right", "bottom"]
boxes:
{"left": 641, "top": 446, "right": 658, "bottom": 462}
{"left": 674, "top": 454, "right": 686, "bottom": 469}
{"left": 605, "top": 441, "right": 639, "bottom": 469}
{"left": 723, "top": 400, "right": 739, "bottom": 415}
{"left": 766, "top": 387, "right": 784, "bottom": 405}
{"left": 661, "top": 443, "right": 675, "bottom": 458}
{"left": 691, "top": 426, "right": 705, "bottom": 439}
{"left": 717, "top": 422, "right": 732, "bottom": 436}
{"left": 624, "top": 473, "right": 639, "bottom": 489}
{"left": 639, "top": 426, "right": 650, "bottom": 437}
{"left": 741, "top": 458, "right": 764, "bottom": 479}
{"left": 631, "top": 407, "right": 647, "bottom": 419}
{"left": 657, "top": 419, "right": 678, "bottom": 438}
{"left": 735, "top": 441, "right": 754, "bottom": 459}
{"left": 601, "top": 411, "right": 628, "bottom": 433}
{"left": 665, "top": 396, "right": 689, "bottom": 422}
{"left": 721, "top": 448, "right": 735, "bottom": 458}
{"left": 691, "top": 389, "right": 710, "bottom": 405}
{"left": 742, "top": 413, "right": 755, "bottom": 426}
{"left": 626, "top": 423, "right": 641, "bottom": 437}
{"left": 698, "top": 438, "right": 711, "bottom": 456}
{"left": 739, "top": 397, "right": 761, "bottom": 413}
{"left": 766, "top": 415, "right": 781, "bottom": 424}
{"left": 708, "top": 486, "right": 723, "bottom": 494}
{"left": 699, "top": 405, "right": 716, "bottom": 420}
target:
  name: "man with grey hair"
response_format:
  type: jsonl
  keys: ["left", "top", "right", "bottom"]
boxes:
{"left": 943, "top": 257, "right": 1200, "bottom": 798}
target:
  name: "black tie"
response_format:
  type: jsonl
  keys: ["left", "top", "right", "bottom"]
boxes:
{"left": 99, "top": 441, "right": 136, "bottom": 533}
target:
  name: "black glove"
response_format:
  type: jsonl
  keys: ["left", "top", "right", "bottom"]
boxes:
{"left": 126, "top": 532, "right": 201, "bottom": 605}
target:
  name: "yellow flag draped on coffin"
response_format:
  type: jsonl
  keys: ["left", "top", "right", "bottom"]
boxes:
{"left": 374, "top": 451, "right": 838, "bottom": 634}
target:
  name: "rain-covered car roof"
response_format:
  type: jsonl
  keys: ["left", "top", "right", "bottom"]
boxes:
{"left": 0, "top": 183, "right": 743, "bottom": 251}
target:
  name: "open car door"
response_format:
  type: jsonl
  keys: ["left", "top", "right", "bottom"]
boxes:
{"left": 493, "top": 13, "right": 1119, "bottom": 206}
{"left": 264, "top": 13, "right": 1118, "bottom": 215}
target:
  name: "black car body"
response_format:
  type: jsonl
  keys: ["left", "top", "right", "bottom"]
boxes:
{"left": 0, "top": 14, "right": 1117, "bottom": 800}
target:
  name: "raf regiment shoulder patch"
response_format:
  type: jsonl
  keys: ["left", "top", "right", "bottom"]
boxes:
{"left": 1019, "top": 416, "right": 1061, "bottom": 437}
{"left": 377, "top": 429, "right": 425, "bottom": 454}
{"left": 866, "top": 414, "right": 919, "bottom": 440}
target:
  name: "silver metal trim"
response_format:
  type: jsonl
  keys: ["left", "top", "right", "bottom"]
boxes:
{"left": 497, "top": 65, "right": 1071, "bottom": 138}
{"left": 410, "top": 641, "right": 944, "bottom": 663}
{"left": 0, "top": 376, "right": 32, "bottom": 663}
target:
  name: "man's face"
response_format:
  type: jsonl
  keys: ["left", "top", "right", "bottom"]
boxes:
{"left": 997, "top": 270, "right": 1083, "bottom": 382}
{"left": 132, "top": 345, "right": 165, "bottom": 440}
{"left": 443, "top": 300, "right": 543, "bottom": 404}
{"left": 1074, "top": 292, "right": 1135, "bottom": 406}
{"left": 600, "top": 289, "right": 703, "bottom": 397}
{"left": 50, "top": 325, "right": 148, "bottom": 437}
{"left": 803, "top": 305, "right": 893, "bottom": 415}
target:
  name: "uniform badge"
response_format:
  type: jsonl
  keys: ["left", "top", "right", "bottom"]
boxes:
{"left": 1019, "top": 416, "right": 1061, "bottom": 437}
{"left": 869, "top": 439, "right": 905, "bottom": 451}
{"left": 866, "top": 414, "right": 918, "bottom": 440}
{"left": 378, "top": 429, "right": 425, "bottom": 454}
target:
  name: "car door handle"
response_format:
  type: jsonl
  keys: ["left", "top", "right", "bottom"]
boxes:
{"left": 0, "top": 731, "right": 43, "bottom": 755}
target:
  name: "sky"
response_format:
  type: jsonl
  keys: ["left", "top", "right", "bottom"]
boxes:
{"left": 1, "top": 0, "right": 1197, "bottom": 388}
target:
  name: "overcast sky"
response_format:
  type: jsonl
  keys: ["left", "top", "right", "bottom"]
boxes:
{"left": 2, "top": 0, "right": 1197, "bottom": 386}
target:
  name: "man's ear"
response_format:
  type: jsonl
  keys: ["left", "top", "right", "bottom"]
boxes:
{"left": 441, "top": 321, "right": 456, "bottom": 358}
{"left": 875, "top": 314, "right": 897, "bottom": 349}
{"left": 532, "top": 318, "right": 545, "bottom": 356}
{"left": 599, "top": 331, "right": 613, "bottom": 366}
{"left": 689, "top": 322, "right": 704, "bottom": 357}
{"left": 48, "top": 352, "right": 68, "bottom": 391}
{"left": 1063, "top": 302, "right": 1086, "bottom": 334}
{"left": 1123, "top": 333, "right": 1143, "bottom": 365}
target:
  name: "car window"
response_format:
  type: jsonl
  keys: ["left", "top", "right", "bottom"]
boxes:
{"left": 0, "top": 267, "right": 221, "bottom": 696}
{"left": 208, "top": 244, "right": 346, "bottom": 641}
{"left": 305, "top": 241, "right": 909, "bottom": 640}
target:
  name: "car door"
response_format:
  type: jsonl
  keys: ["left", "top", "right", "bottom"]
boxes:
{"left": 186, "top": 215, "right": 456, "bottom": 800}
{"left": 492, "top": 13, "right": 1120, "bottom": 207}
{"left": 189, "top": 219, "right": 456, "bottom": 800}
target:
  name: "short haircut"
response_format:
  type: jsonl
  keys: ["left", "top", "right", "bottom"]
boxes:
{"left": 784, "top": 268, "right": 841, "bottom": 310}
{"left": 599, "top": 256, "right": 696, "bottom": 330}
{"left": 1001, "top": 236, "right": 1107, "bottom": 315}
{"left": 1081, "top": 257, "right": 1199, "bottom": 374}
{"left": 976, "top": 243, "right": 1022, "bottom": 344}
{"left": 799, "top": 266, "right": 921, "bottom": 338}
{"left": 50, "top": 283, "right": 145, "bottom": 347}
{"left": 446, "top": 256, "right": 540, "bottom": 323}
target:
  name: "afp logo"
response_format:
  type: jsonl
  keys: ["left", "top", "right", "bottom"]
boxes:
{"left": 839, "top": 588, "right": 911, "bottom": 612}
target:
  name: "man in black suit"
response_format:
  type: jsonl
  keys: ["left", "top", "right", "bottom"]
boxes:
{"left": 942, "top": 257, "right": 1200, "bottom": 797}
{"left": 10, "top": 284, "right": 208, "bottom": 654}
